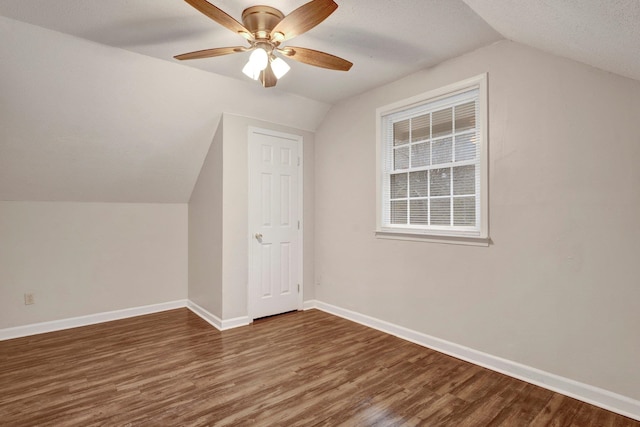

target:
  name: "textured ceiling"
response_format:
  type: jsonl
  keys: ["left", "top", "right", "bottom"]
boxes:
{"left": 0, "top": 0, "right": 502, "bottom": 104}
{"left": 463, "top": 0, "right": 640, "bottom": 83}
{"left": 1, "top": 1, "right": 638, "bottom": 103}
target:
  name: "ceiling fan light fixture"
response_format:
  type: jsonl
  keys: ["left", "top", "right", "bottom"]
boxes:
{"left": 249, "top": 47, "right": 269, "bottom": 71}
{"left": 242, "top": 61, "right": 261, "bottom": 80}
{"left": 271, "top": 57, "right": 291, "bottom": 79}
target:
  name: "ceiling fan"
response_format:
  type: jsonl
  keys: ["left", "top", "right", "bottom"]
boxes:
{"left": 174, "top": 0, "right": 353, "bottom": 88}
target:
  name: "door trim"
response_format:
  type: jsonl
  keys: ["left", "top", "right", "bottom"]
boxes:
{"left": 247, "top": 126, "right": 304, "bottom": 320}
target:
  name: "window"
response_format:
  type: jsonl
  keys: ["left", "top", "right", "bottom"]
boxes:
{"left": 376, "top": 74, "right": 488, "bottom": 244}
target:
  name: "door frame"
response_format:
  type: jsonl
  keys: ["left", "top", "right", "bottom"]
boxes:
{"left": 247, "top": 126, "right": 304, "bottom": 320}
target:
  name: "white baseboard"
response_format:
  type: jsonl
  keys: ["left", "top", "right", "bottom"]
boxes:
{"left": 221, "top": 315, "right": 252, "bottom": 330}
{"left": 187, "top": 300, "right": 223, "bottom": 329}
{"left": 304, "top": 299, "right": 640, "bottom": 422}
{"left": 0, "top": 299, "right": 187, "bottom": 341}
{"left": 186, "top": 300, "right": 251, "bottom": 331}
{"left": 0, "top": 299, "right": 252, "bottom": 341}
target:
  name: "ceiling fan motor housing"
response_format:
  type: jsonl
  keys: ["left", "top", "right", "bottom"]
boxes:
{"left": 241, "top": 6, "right": 284, "bottom": 40}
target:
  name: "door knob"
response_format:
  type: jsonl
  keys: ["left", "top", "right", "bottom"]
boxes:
{"left": 255, "top": 233, "right": 263, "bottom": 242}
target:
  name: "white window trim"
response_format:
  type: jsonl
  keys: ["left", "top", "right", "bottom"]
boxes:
{"left": 375, "top": 74, "right": 489, "bottom": 246}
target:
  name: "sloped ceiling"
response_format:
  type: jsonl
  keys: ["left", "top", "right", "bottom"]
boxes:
{"left": 0, "top": 16, "right": 329, "bottom": 203}
{"left": 463, "top": 0, "right": 640, "bottom": 82}
{"left": 1, "top": 1, "right": 639, "bottom": 203}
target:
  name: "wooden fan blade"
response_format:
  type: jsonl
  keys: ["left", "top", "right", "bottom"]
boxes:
{"left": 174, "top": 46, "right": 248, "bottom": 60}
{"left": 184, "top": 0, "right": 253, "bottom": 40}
{"left": 261, "top": 63, "right": 278, "bottom": 88}
{"left": 280, "top": 47, "right": 352, "bottom": 71}
{"left": 271, "top": 0, "right": 337, "bottom": 42}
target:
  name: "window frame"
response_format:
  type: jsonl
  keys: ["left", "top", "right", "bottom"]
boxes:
{"left": 375, "top": 74, "right": 489, "bottom": 246}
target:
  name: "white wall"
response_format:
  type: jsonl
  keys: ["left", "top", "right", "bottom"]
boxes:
{"left": 0, "top": 202, "right": 188, "bottom": 328}
{"left": 314, "top": 41, "right": 640, "bottom": 401}
{"left": 188, "top": 121, "right": 224, "bottom": 318}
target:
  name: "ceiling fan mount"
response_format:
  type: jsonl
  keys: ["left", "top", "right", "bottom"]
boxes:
{"left": 174, "top": 0, "right": 353, "bottom": 88}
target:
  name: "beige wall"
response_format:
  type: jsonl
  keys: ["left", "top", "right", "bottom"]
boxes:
{"left": 314, "top": 41, "right": 640, "bottom": 400}
{"left": 188, "top": 121, "right": 224, "bottom": 318}
{"left": 0, "top": 202, "right": 188, "bottom": 329}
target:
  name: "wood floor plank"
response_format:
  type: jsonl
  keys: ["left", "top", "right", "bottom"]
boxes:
{"left": 0, "top": 308, "right": 638, "bottom": 426}
{"left": 486, "top": 383, "right": 554, "bottom": 426}
{"left": 530, "top": 393, "right": 583, "bottom": 426}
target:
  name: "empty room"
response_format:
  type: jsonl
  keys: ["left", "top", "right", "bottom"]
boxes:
{"left": 1, "top": 0, "right": 639, "bottom": 425}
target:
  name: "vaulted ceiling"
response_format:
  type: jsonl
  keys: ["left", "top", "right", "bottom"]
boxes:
{"left": 1, "top": 0, "right": 638, "bottom": 203}
{"left": 0, "top": 0, "right": 502, "bottom": 104}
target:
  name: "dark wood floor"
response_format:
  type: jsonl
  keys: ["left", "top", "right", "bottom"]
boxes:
{"left": 0, "top": 309, "right": 637, "bottom": 426}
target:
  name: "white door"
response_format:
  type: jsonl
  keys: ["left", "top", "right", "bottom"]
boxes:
{"left": 248, "top": 127, "right": 302, "bottom": 320}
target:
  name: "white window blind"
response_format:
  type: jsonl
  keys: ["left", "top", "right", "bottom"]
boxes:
{"left": 377, "top": 75, "right": 487, "bottom": 242}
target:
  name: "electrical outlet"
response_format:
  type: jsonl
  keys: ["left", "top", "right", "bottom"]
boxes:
{"left": 24, "top": 293, "right": 35, "bottom": 305}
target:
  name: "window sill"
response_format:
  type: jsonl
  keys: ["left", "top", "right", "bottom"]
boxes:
{"left": 375, "top": 230, "right": 490, "bottom": 246}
